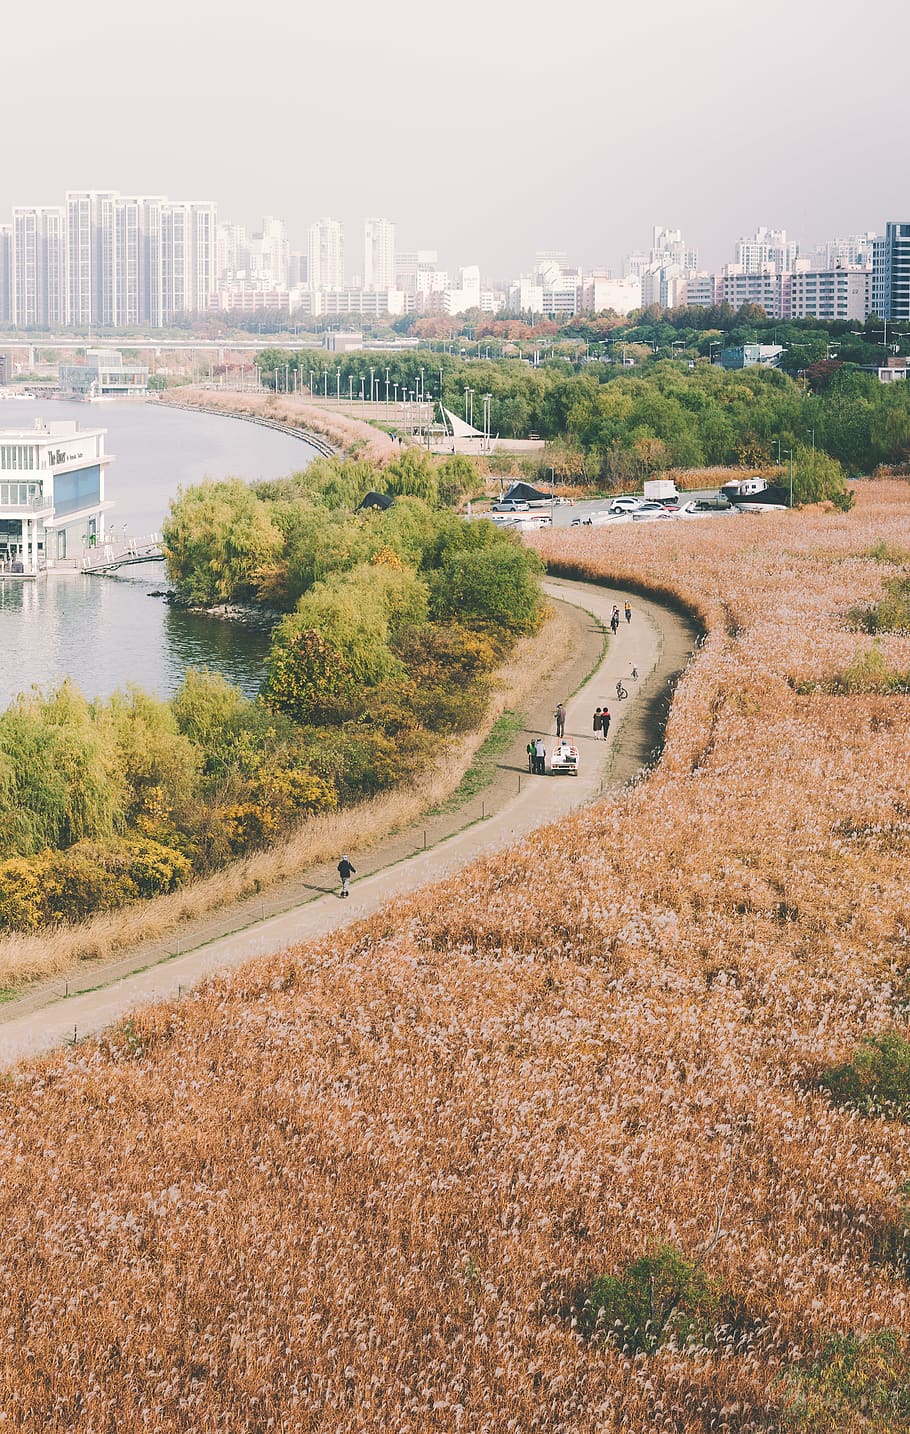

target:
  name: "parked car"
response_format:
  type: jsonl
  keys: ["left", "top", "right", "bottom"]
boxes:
{"left": 609, "top": 496, "right": 643, "bottom": 513}
{"left": 491, "top": 499, "right": 530, "bottom": 512}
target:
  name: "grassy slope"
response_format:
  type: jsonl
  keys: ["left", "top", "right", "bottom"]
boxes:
{"left": 2, "top": 485, "right": 910, "bottom": 1428}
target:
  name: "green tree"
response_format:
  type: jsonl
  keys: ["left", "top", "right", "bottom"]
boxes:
{"left": 163, "top": 479, "right": 284, "bottom": 605}
{"left": 383, "top": 448, "right": 439, "bottom": 503}
{"left": 431, "top": 543, "right": 543, "bottom": 635}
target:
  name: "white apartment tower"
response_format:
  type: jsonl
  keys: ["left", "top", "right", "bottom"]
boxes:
{"left": 363, "top": 218, "right": 395, "bottom": 291}
{"left": 158, "top": 202, "right": 216, "bottom": 320}
{"left": 0, "top": 226, "right": 10, "bottom": 324}
{"left": 10, "top": 207, "right": 66, "bottom": 328}
{"left": 252, "top": 217, "right": 289, "bottom": 289}
{"left": 734, "top": 227, "right": 799, "bottom": 274}
{"left": 308, "top": 218, "right": 344, "bottom": 291}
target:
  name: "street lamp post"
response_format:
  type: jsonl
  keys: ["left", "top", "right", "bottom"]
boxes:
{"left": 783, "top": 447, "right": 794, "bottom": 508}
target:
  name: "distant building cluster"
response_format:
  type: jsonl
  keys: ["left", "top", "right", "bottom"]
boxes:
{"left": 1, "top": 195, "right": 909, "bottom": 328}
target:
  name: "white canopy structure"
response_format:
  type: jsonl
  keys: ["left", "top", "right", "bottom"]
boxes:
{"left": 441, "top": 406, "right": 484, "bottom": 439}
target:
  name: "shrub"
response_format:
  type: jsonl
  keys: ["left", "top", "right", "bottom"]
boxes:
{"left": 123, "top": 837, "right": 192, "bottom": 897}
{"left": 578, "top": 1246, "right": 722, "bottom": 1354}
{"left": 780, "top": 1330, "right": 910, "bottom": 1431}
{"left": 821, "top": 1030, "right": 910, "bottom": 1118}
{"left": 431, "top": 543, "right": 544, "bottom": 635}
{"left": 848, "top": 574, "right": 910, "bottom": 635}
{"left": 263, "top": 629, "right": 357, "bottom": 725}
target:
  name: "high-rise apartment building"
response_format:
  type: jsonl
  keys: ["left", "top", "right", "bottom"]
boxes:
{"left": 10, "top": 206, "right": 66, "bottom": 327}
{"left": 363, "top": 218, "right": 395, "bottom": 291}
{"left": 815, "top": 232, "right": 876, "bottom": 269}
{"left": 0, "top": 226, "right": 10, "bottom": 324}
{"left": 7, "top": 191, "right": 215, "bottom": 329}
{"left": 252, "top": 217, "right": 289, "bottom": 289}
{"left": 308, "top": 218, "right": 344, "bottom": 291}
{"left": 217, "top": 223, "right": 251, "bottom": 280}
{"left": 872, "top": 223, "right": 910, "bottom": 321}
{"left": 734, "top": 227, "right": 798, "bottom": 274}
{"left": 157, "top": 201, "right": 216, "bottom": 320}
{"left": 788, "top": 266, "right": 870, "bottom": 322}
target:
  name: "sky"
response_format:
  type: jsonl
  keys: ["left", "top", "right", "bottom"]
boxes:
{"left": 2, "top": 0, "right": 908, "bottom": 279}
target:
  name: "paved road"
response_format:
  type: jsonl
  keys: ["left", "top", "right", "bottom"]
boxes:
{"left": 0, "top": 579, "right": 694, "bottom": 1067}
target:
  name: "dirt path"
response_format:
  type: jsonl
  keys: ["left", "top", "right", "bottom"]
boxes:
{"left": 0, "top": 581, "right": 696, "bottom": 1066}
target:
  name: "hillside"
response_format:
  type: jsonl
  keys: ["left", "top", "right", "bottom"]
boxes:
{"left": 2, "top": 484, "right": 910, "bottom": 1429}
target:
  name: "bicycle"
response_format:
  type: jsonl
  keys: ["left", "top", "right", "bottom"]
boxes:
{"left": 616, "top": 680, "right": 628, "bottom": 700}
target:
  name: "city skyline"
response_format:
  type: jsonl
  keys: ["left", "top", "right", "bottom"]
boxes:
{"left": 1, "top": 0, "right": 907, "bottom": 279}
{"left": 0, "top": 188, "right": 900, "bottom": 326}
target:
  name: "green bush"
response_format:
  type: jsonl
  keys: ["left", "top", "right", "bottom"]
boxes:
{"left": 578, "top": 1245, "right": 721, "bottom": 1354}
{"left": 431, "top": 543, "right": 544, "bottom": 635}
{"left": 780, "top": 1330, "right": 910, "bottom": 1431}
{"left": 821, "top": 1031, "right": 910, "bottom": 1117}
{"left": 848, "top": 575, "right": 910, "bottom": 635}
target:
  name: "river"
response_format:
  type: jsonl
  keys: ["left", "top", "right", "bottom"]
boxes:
{"left": 0, "top": 398, "right": 318, "bottom": 707}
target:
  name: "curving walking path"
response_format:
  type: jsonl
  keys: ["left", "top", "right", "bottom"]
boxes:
{"left": 0, "top": 579, "right": 696, "bottom": 1067}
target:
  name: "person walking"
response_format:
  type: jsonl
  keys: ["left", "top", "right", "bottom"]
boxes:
{"left": 337, "top": 854, "right": 356, "bottom": 898}
{"left": 610, "top": 606, "right": 620, "bottom": 635}
{"left": 601, "top": 704, "right": 611, "bottom": 739}
{"left": 534, "top": 737, "right": 547, "bottom": 774}
{"left": 527, "top": 740, "right": 535, "bottom": 773}
{"left": 593, "top": 707, "right": 603, "bottom": 736}
{"left": 625, "top": 600, "right": 632, "bottom": 624}
{"left": 554, "top": 702, "right": 566, "bottom": 739}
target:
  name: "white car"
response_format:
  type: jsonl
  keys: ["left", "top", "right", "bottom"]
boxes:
{"left": 609, "top": 496, "right": 643, "bottom": 513}
{"left": 491, "top": 499, "right": 530, "bottom": 512}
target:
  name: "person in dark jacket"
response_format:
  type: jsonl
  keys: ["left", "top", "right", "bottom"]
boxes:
{"left": 593, "top": 707, "right": 603, "bottom": 735}
{"left": 338, "top": 854, "right": 356, "bottom": 898}
{"left": 554, "top": 702, "right": 566, "bottom": 738}
{"left": 601, "top": 704, "right": 611, "bottom": 739}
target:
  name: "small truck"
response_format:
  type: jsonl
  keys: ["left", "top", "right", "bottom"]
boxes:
{"left": 549, "top": 739, "right": 579, "bottom": 775}
{"left": 643, "top": 478, "right": 679, "bottom": 502}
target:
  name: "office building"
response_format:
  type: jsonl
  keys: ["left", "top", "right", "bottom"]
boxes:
{"left": 308, "top": 218, "right": 344, "bottom": 291}
{"left": 872, "top": 223, "right": 910, "bottom": 321}
{"left": 363, "top": 218, "right": 395, "bottom": 291}
{"left": 59, "top": 349, "right": 149, "bottom": 398}
{"left": 0, "top": 418, "right": 111, "bottom": 570}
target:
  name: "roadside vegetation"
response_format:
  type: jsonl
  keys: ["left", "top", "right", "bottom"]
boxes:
{"left": 0, "top": 467, "right": 542, "bottom": 934}
{"left": 3, "top": 483, "right": 910, "bottom": 1425}
{"left": 254, "top": 336, "right": 910, "bottom": 503}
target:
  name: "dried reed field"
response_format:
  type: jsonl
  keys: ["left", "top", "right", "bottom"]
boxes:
{"left": 3, "top": 483, "right": 910, "bottom": 1430}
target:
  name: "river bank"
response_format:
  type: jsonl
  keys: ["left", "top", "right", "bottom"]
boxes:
{"left": 160, "top": 388, "right": 396, "bottom": 463}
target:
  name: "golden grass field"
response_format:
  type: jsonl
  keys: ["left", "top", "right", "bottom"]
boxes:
{"left": 2, "top": 483, "right": 910, "bottom": 1430}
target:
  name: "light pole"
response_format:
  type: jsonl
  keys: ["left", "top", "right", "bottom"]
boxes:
{"left": 370, "top": 366, "right": 375, "bottom": 402}
{"left": 482, "top": 392, "right": 492, "bottom": 453}
{"left": 783, "top": 447, "right": 794, "bottom": 508}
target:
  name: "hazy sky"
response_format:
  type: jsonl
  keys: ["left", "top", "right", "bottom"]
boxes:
{"left": 2, "top": 0, "right": 907, "bottom": 277}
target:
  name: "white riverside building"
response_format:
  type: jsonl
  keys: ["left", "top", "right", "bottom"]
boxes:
{"left": 0, "top": 419, "right": 111, "bottom": 574}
